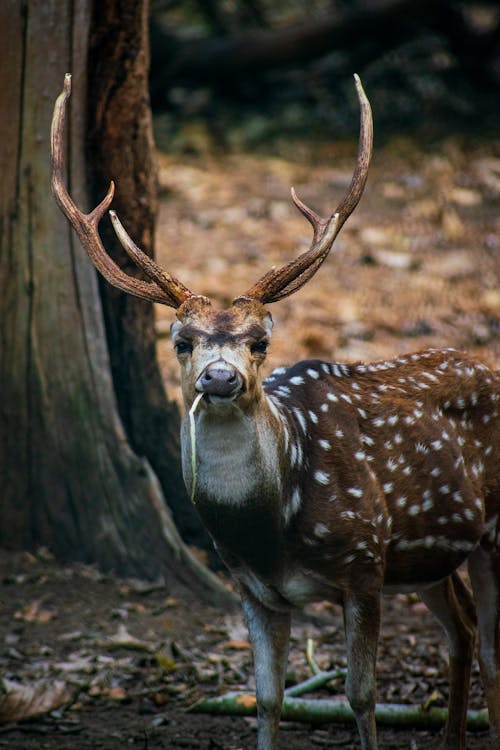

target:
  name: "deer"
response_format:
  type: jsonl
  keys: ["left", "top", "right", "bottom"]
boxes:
{"left": 51, "top": 73, "right": 500, "bottom": 750}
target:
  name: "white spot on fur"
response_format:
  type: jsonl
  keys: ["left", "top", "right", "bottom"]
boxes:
{"left": 293, "top": 408, "right": 307, "bottom": 434}
{"left": 307, "top": 368, "right": 320, "bottom": 379}
{"left": 314, "top": 470, "right": 330, "bottom": 486}
{"left": 387, "top": 458, "right": 398, "bottom": 472}
{"left": 348, "top": 487, "right": 363, "bottom": 498}
{"left": 314, "top": 522, "right": 330, "bottom": 538}
{"left": 284, "top": 487, "right": 302, "bottom": 524}
{"left": 341, "top": 510, "right": 357, "bottom": 520}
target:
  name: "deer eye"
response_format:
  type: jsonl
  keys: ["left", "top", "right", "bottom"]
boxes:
{"left": 175, "top": 340, "right": 193, "bottom": 356}
{"left": 251, "top": 339, "right": 269, "bottom": 355}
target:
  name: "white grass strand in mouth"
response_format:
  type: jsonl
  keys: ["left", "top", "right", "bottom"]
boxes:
{"left": 189, "top": 392, "right": 204, "bottom": 503}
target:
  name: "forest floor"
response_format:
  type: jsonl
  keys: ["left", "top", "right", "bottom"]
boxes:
{"left": 0, "top": 548, "right": 492, "bottom": 749}
{"left": 154, "top": 127, "right": 500, "bottom": 402}
{"left": 2, "top": 127, "right": 499, "bottom": 749}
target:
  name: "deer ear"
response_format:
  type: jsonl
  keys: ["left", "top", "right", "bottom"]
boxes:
{"left": 263, "top": 312, "right": 274, "bottom": 338}
{"left": 170, "top": 320, "right": 183, "bottom": 339}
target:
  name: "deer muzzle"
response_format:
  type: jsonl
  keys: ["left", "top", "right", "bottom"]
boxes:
{"left": 196, "top": 364, "right": 244, "bottom": 402}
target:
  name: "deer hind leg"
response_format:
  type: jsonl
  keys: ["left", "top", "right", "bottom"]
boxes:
{"left": 468, "top": 539, "right": 500, "bottom": 750}
{"left": 343, "top": 591, "right": 380, "bottom": 750}
{"left": 418, "top": 572, "right": 476, "bottom": 750}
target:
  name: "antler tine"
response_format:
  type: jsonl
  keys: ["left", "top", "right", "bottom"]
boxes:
{"left": 50, "top": 74, "right": 193, "bottom": 309}
{"left": 109, "top": 211, "right": 194, "bottom": 309}
{"left": 239, "top": 74, "right": 373, "bottom": 305}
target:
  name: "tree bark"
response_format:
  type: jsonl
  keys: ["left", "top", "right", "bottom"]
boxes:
{"left": 86, "top": 0, "right": 209, "bottom": 547}
{"left": 0, "top": 0, "right": 229, "bottom": 605}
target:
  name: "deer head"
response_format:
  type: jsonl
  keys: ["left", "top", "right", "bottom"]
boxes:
{"left": 50, "top": 73, "right": 372, "bottom": 414}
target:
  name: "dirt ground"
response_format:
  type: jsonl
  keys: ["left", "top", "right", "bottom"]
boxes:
{"left": 0, "top": 549, "right": 492, "bottom": 749}
{"left": 2, "top": 127, "right": 499, "bottom": 749}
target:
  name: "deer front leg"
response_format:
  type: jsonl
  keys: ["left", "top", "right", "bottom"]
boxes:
{"left": 241, "top": 587, "right": 291, "bottom": 750}
{"left": 343, "top": 591, "right": 381, "bottom": 750}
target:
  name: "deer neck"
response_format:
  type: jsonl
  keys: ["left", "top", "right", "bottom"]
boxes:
{"left": 182, "top": 393, "right": 289, "bottom": 579}
{"left": 181, "top": 393, "right": 284, "bottom": 508}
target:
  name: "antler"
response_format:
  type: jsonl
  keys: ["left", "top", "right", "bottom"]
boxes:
{"left": 50, "top": 74, "right": 193, "bottom": 309}
{"left": 238, "top": 74, "right": 373, "bottom": 304}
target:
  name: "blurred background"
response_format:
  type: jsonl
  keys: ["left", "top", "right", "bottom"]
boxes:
{"left": 149, "top": 0, "right": 500, "bottom": 149}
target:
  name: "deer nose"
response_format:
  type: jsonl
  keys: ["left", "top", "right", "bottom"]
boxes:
{"left": 198, "top": 365, "right": 243, "bottom": 398}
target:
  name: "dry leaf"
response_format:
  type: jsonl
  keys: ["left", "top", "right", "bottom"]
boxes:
{"left": 371, "top": 249, "right": 415, "bottom": 270}
{"left": 449, "top": 187, "right": 481, "bottom": 206}
{"left": 53, "top": 655, "right": 95, "bottom": 673}
{"left": 108, "top": 687, "right": 127, "bottom": 701}
{"left": 98, "top": 624, "right": 156, "bottom": 652}
{"left": 0, "top": 679, "right": 76, "bottom": 724}
{"left": 219, "top": 639, "right": 251, "bottom": 651}
{"left": 14, "top": 599, "right": 56, "bottom": 623}
{"left": 152, "top": 692, "right": 169, "bottom": 707}
{"left": 156, "top": 651, "right": 176, "bottom": 671}
{"left": 441, "top": 207, "right": 464, "bottom": 240}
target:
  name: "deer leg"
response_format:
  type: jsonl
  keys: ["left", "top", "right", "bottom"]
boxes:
{"left": 418, "top": 572, "right": 476, "bottom": 750}
{"left": 240, "top": 588, "right": 291, "bottom": 750}
{"left": 468, "top": 544, "right": 500, "bottom": 750}
{"left": 343, "top": 591, "right": 381, "bottom": 750}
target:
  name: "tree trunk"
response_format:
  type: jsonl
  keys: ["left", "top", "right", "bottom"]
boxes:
{"left": 0, "top": 0, "right": 229, "bottom": 605}
{"left": 86, "top": 0, "right": 210, "bottom": 548}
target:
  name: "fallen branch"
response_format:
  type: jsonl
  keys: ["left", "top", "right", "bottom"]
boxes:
{"left": 189, "top": 691, "right": 489, "bottom": 731}
{"left": 305, "top": 637, "right": 322, "bottom": 676}
{"left": 285, "top": 668, "right": 346, "bottom": 698}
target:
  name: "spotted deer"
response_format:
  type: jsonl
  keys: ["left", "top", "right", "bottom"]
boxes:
{"left": 51, "top": 73, "right": 500, "bottom": 750}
